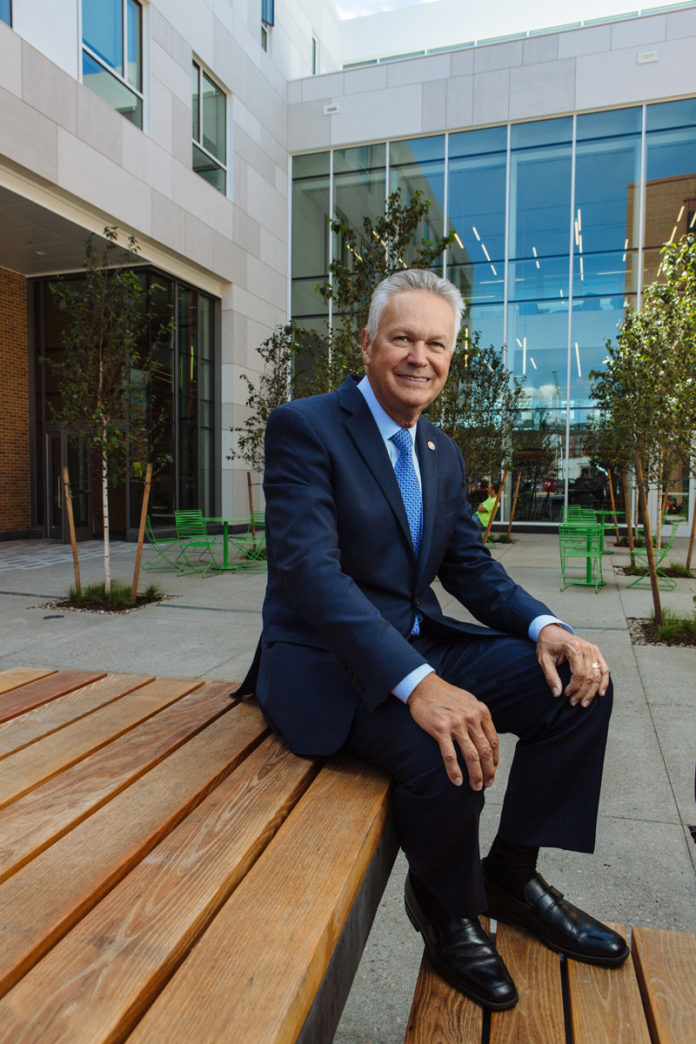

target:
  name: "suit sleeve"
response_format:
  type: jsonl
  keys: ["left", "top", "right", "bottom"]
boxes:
{"left": 262, "top": 403, "right": 428, "bottom": 707}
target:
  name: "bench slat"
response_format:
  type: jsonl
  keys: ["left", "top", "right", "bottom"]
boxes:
{"left": 125, "top": 756, "right": 391, "bottom": 1044}
{"left": 567, "top": 924, "right": 650, "bottom": 1043}
{"left": 0, "top": 737, "right": 316, "bottom": 1043}
{"left": 0, "top": 669, "right": 106, "bottom": 724}
{"left": 0, "top": 682, "right": 234, "bottom": 885}
{"left": 0, "top": 667, "right": 57, "bottom": 696}
{"left": 403, "top": 923, "right": 488, "bottom": 1043}
{"left": 632, "top": 925, "right": 696, "bottom": 1044}
{"left": 489, "top": 923, "right": 565, "bottom": 1043}
{"left": 0, "top": 700, "right": 267, "bottom": 996}
{"left": 0, "top": 673, "right": 155, "bottom": 759}
{"left": 0, "top": 676, "right": 203, "bottom": 810}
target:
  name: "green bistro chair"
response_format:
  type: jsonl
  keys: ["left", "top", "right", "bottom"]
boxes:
{"left": 227, "top": 510, "right": 267, "bottom": 571}
{"left": 143, "top": 516, "right": 182, "bottom": 573}
{"left": 627, "top": 521, "right": 680, "bottom": 591}
{"left": 175, "top": 509, "right": 223, "bottom": 576}
{"left": 559, "top": 523, "right": 605, "bottom": 592}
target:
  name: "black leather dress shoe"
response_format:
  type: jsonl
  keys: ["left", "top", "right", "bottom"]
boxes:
{"left": 404, "top": 873, "right": 518, "bottom": 1010}
{"left": 483, "top": 869, "right": 630, "bottom": 966}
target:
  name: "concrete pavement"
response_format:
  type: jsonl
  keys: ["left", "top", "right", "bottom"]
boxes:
{"left": 0, "top": 531, "right": 694, "bottom": 1043}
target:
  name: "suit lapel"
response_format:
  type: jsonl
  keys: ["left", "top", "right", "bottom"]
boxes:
{"left": 338, "top": 378, "right": 415, "bottom": 555}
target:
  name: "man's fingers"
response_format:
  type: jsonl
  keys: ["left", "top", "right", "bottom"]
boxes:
{"left": 538, "top": 654, "right": 563, "bottom": 698}
{"left": 439, "top": 737, "right": 465, "bottom": 788}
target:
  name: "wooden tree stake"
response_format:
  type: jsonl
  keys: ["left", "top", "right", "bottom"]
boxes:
{"left": 62, "top": 466, "right": 81, "bottom": 597}
{"left": 131, "top": 463, "right": 153, "bottom": 605}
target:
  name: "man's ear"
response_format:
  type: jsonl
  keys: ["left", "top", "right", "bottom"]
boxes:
{"left": 360, "top": 327, "right": 371, "bottom": 368}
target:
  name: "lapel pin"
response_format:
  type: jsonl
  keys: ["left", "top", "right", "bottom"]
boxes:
{"left": 427, "top": 441, "right": 436, "bottom": 451}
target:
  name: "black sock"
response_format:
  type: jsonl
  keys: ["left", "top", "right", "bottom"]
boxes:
{"left": 483, "top": 835, "right": 539, "bottom": 899}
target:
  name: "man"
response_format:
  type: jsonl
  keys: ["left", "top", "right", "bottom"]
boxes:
{"left": 476, "top": 480, "right": 500, "bottom": 529}
{"left": 243, "top": 270, "right": 627, "bottom": 1011}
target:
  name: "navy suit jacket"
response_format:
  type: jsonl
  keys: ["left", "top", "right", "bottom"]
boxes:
{"left": 247, "top": 375, "right": 552, "bottom": 756}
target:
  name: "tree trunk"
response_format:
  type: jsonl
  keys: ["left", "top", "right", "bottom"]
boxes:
{"left": 634, "top": 449, "right": 662, "bottom": 627}
{"left": 506, "top": 472, "right": 522, "bottom": 539}
{"left": 101, "top": 439, "right": 111, "bottom": 595}
{"left": 131, "top": 462, "right": 152, "bottom": 605}
{"left": 621, "top": 469, "right": 635, "bottom": 567}
{"left": 607, "top": 468, "right": 620, "bottom": 543}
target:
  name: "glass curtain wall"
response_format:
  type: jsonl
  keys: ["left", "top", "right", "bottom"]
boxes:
{"left": 290, "top": 97, "right": 696, "bottom": 524}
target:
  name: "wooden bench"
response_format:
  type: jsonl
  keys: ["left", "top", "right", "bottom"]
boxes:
{"left": 405, "top": 918, "right": 696, "bottom": 1042}
{"left": 0, "top": 666, "right": 397, "bottom": 1042}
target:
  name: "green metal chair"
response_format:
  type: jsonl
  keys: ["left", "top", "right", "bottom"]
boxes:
{"left": 627, "top": 521, "right": 680, "bottom": 591}
{"left": 143, "top": 516, "right": 182, "bottom": 573}
{"left": 175, "top": 510, "right": 222, "bottom": 576}
{"left": 227, "top": 510, "right": 267, "bottom": 571}
{"left": 559, "top": 523, "right": 605, "bottom": 592}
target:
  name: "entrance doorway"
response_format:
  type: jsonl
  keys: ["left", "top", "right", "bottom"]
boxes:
{"left": 45, "top": 432, "right": 92, "bottom": 542}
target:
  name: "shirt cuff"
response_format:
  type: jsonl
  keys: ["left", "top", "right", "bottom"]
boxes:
{"left": 392, "top": 663, "right": 435, "bottom": 703}
{"left": 528, "top": 614, "right": 575, "bottom": 643}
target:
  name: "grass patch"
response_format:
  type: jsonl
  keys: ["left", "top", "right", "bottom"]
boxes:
{"left": 668, "top": 561, "right": 694, "bottom": 578}
{"left": 651, "top": 607, "right": 696, "bottom": 644}
{"left": 65, "top": 578, "right": 164, "bottom": 612}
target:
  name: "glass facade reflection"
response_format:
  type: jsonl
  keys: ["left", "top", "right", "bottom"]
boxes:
{"left": 33, "top": 269, "right": 218, "bottom": 536}
{"left": 291, "top": 97, "right": 696, "bottom": 523}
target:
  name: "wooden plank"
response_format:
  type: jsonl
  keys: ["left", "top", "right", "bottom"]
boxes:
{"left": 632, "top": 925, "right": 696, "bottom": 1044}
{"left": 0, "top": 672, "right": 155, "bottom": 759}
{"left": 126, "top": 755, "right": 391, "bottom": 1044}
{"left": 0, "top": 700, "right": 268, "bottom": 996}
{"left": 567, "top": 923, "right": 651, "bottom": 1044}
{"left": 489, "top": 923, "right": 565, "bottom": 1043}
{"left": 0, "top": 670, "right": 105, "bottom": 725}
{"left": 0, "top": 682, "right": 234, "bottom": 885}
{"left": 0, "top": 667, "right": 57, "bottom": 697}
{"left": 0, "top": 676, "right": 203, "bottom": 809}
{"left": 0, "top": 737, "right": 317, "bottom": 1044}
{"left": 403, "top": 924, "right": 489, "bottom": 1043}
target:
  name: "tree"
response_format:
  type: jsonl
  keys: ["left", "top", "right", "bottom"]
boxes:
{"left": 231, "top": 189, "right": 454, "bottom": 470}
{"left": 317, "top": 188, "right": 454, "bottom": 386}
{"left": 591, "top": 233, "right": 696, "bottom": 621}
{"left": 47, "top": 227, "right": 166, "bottom": 594}
{"left": 434, "top": 331, "right": 524, "bottom": 491}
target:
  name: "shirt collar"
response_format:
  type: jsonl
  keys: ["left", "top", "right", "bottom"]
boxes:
{"left": 357, "top": 375, "right": 417, "bottom": 447}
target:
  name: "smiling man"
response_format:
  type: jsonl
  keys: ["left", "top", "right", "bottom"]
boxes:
{"left": 242, "top": 269, "right": 627, "bottom": 1010}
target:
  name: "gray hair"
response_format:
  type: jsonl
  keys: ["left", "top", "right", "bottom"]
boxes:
{"left": 365, "top": 269, "right": 464, "bottom": 343}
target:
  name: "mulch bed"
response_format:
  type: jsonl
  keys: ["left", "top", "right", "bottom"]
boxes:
{"left": 617, "top": 566, "right": 694, "bottom": 580}
{"left": 42, "top": 594, "right": 167, "bottom": 615}
{"left": 626, "top": 617, "right": 696, "bottom": 648}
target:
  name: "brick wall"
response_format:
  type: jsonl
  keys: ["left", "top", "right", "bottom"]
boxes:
{"left": 0, "top": 269, "right": 31, "bottom": 535}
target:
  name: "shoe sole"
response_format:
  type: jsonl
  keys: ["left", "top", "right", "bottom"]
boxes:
{"left": 405, "top": 898, "right": 519, "bottom": 1011}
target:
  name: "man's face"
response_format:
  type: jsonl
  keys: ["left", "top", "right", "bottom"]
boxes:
{"left": 360, "top": 289, "right": 455, "bottom": 427}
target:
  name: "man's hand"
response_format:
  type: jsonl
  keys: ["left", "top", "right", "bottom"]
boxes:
{"left": 537, "top": 623, "right": 610, "bottom": 708}
{"left": 407, "top": 673, "right": 498, "bottom": 790}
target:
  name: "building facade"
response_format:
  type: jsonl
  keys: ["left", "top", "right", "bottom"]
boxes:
{"left": 1, "top": 1, "right": 695, "bottom": 538}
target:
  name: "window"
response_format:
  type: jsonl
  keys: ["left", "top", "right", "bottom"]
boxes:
{"left": 192, "top": 61, "right": 227, "bottom": 194}
{"left": 261, "top": 0, "right": 274, "bottom": 51}
{"left": 82, "top": 0, "right": 143, "bottom": 128}
{"left": 0, "top": 1, "right": 11, "bottom": 27}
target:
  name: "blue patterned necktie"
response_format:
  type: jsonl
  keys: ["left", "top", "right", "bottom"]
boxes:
{"left": 391, "top": 428, "right": 423, "bottom": 558}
